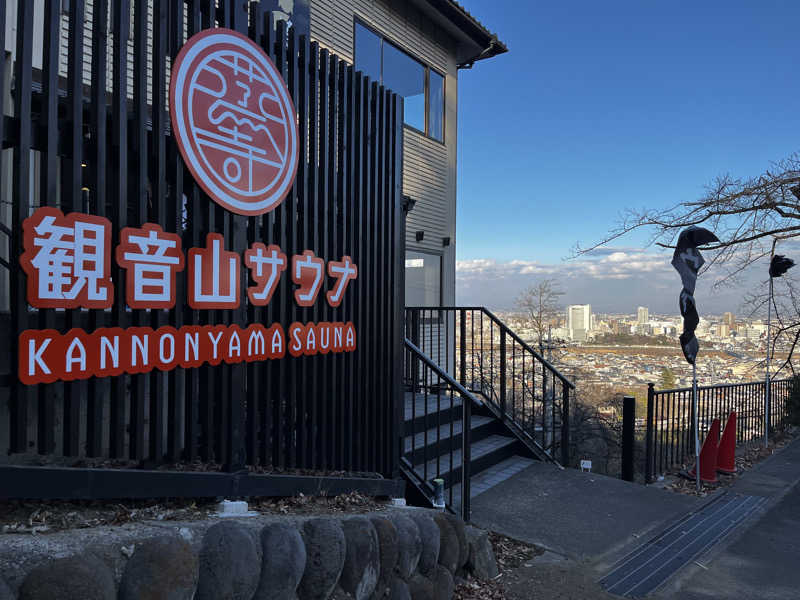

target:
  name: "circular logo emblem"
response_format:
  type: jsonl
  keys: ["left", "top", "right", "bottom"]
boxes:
{"left": 170, "top": 28, "right": 299, "bottom": 216}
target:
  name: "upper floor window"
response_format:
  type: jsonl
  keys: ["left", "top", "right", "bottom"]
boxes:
{"left": 354, "top": 22, "right": 444, "bottom": 142}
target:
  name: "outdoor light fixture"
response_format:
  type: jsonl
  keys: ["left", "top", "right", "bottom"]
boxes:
{"left": 442, "top": 237, "right": 450, "bottom": 247}
{"left": 402, "top": 195, "right": 416, "bottom": 213}
{"left": 416, "top": 231, "right": 424, "bottom": 242}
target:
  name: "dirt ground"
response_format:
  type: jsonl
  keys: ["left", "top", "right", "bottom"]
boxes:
{"left": 455, "top": 532, "right": 613, "bottom": 600}
{"left": 657, "top": 425, "right": 798, "bottom": 498}
{"left": 0, "top": 491, "right": 386, "bottom": 534}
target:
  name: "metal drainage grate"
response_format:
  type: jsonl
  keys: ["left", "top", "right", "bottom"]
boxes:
{"left": 600, "top": 492, "right": 767, "bottom": 597}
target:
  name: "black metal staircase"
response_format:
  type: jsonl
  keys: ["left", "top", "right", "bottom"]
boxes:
{"left": 401, "top": 308, "right": 575, "bottom": 521}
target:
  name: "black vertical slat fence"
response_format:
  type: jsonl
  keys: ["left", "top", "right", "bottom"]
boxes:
{"left": 0, "top": 1, "right": 403, "bottom": 494}
{"left": 644, "top": 379, "right": 794, "bottom": 483}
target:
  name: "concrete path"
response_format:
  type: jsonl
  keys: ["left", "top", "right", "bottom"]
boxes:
{"left": 469, "top": 460, "right": 701, "bottom": 561}
{"left": 470, "top": 436, "right": 800, "bottom": 599}
{"left": 655, "top": 437, "right": 800, "bottom": 600}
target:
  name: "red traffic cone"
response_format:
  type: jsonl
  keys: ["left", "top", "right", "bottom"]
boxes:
{"left": 716, "top": 412, "right": 737, "bottom": 475}
{"left": 688, "top": 418, "right": 720, "bottom": 483}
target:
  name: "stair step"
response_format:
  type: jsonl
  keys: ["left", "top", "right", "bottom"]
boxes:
{"left": 467, "top": 455, "right": 537, "bottom": 497}
{"left": 403, "top": 415, "right": 495, "bottom": 456}
{"left": 404, "top": 392, "right": 462, "bottom": 420}
{"left": 447, "top": 455, "right": 537, "bottom": 510}
{"left": 404, "top": 392, "right": 470, "bottom": 436}
{"left": 409, "top": 434, "right": 518, "bottom": 487}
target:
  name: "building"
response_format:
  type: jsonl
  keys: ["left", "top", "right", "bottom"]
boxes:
{"left": 0, "top": 0, "right": 533, "bottom": 518}
{"left": 637, "top": 306, "right": 649, "bottom": 324}
{"left": 1, "top": 0, "right": 506, "bottom": 312}
{"left": 723, "top": 311, "right": 735, "bottom": 327}
{"left": 567, "top": 304, "right": 592, "bottom": 342}
{"left": 306, "top": 0, "right": 505, "bottom": 308}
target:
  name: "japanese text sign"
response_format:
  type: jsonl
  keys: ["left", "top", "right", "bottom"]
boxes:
{"left": 18, "top": 207, "right": 358, "bottom": 384}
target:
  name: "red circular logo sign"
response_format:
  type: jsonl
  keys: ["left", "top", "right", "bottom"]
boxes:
{"left": 170, "top": 28, "right": 299, "bottom": 216}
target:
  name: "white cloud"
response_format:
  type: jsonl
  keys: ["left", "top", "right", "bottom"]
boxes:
{"left": 455, "top": 246, "right": 750, "bottom": 313}
{"left": 457, "top": 247, "right": 673, "bottom": 282}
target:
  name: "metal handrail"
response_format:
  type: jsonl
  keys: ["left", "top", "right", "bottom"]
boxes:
{"left": 404, "top": 338, "right": 484, "bottom": 407}
{"left": 655, "top": 379, "right": 792, "bottom": 395}
{"left": 404, "top": 306, "right": 573, "bottom": 467}
{"left": 402, "top": 338, "right": 476, "bottom": 521}
{"left": 405, "top": 305, "right": 575, "bottom": 388}
{"left": 644, "top": 378, "right": 794, "bottom": 482}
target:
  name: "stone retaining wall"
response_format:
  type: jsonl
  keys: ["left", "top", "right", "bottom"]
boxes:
{"left": 0, "top": 507, "right": 498, "bottom": 600}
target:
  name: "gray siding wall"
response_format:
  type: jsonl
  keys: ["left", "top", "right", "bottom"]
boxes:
{"left": 310, "top": 0, "right": 458, "bottom": 306}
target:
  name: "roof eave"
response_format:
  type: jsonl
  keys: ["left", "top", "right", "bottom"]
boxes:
{"left": 412, "top": 0, "right": 508, "bottom": 66}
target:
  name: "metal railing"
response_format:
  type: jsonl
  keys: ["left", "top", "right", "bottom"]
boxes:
{"left": 404, "top": 307, "right": 574, "bottom": 466}
{"left": 402, "top": 338, "right": 476, "bottom": 521}
{"left": 644, "top": 378, "right": 793, "bottom": 482}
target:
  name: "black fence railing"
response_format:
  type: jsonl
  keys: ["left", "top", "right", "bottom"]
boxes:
{"left": 401, "top": 339, "right": 474, "bottom": 521}
{"left": 0, "top": 1, "right": 404, "bottom": 498}
{"left": 404, "top": 307, "right": 574, "bottom": 466}
{"left": 644, "top": 379, "right": 793, "bottom": 483}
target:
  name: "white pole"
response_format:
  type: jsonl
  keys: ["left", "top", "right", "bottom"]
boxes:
{"left": 765, "top": 276, "right": 773, "bottom": 447}
{"left": 693, "top": 361, "right": 700, "bottom": 492}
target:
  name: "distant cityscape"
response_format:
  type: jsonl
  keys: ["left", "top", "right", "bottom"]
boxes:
{"left": 498, "top": 305, "right": 787, "bottom": 392}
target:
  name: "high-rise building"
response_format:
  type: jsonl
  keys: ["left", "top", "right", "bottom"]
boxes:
{"left": 723, "top": 312, "right": 735, "bottom": 327}
{"left": 637, "top": 306, "right": 649, "bottom": 324}
{"left": 567, "top": 304, "right": 591, "bottom": 341}
{"left": 608, "top": 318, "right": 620, "bottom": 334}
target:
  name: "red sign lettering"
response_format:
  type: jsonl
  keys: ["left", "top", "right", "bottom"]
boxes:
{"left": 20, "top": 207, "right": 114, "bottom": 309}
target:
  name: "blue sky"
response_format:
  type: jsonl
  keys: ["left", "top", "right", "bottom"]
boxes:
{"left": 454, "top": 1, "right": 800, "bottom": 313}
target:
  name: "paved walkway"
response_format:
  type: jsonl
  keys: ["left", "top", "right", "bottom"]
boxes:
{"left": 470, "top": 436, "right": 800, "bottom": 599}
{"left": 469, "top": 460, "right": 701, "bottom": 560}
{"left": 654, "top": 437, "right": 800, "bottom": 600}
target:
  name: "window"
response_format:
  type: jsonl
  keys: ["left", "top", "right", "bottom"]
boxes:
{"left": 428, "top": 71, "right": 444, "bottom": 142}
{"left": 405, "top": 251, "right": 441, "bottom": 307}
{"left": 355, "top": 22, "right": 444, "bottom": 142}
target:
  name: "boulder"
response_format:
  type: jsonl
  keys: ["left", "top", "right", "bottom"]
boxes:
{"left": 389, "top": 577, "right": 411, "bottom": 600}
{"left": 119, "top": 535, "right": 198, "bottom": 600}
{"left": 432, "top": 566, "right": 453, "bottom": 600}
{"left": 331, "top": 587, "right": 354, "bottom": 599}
{"left": 0, "top": 576, "right": 13, "bottom": 600}
{"left": 432, "top": 514, "right": 459, "bottom": 575}
{"left": 388, "top": 514, "right": 421, "bottom": 580}
{"left": 369, "top": 516, "right": 399, "bottom": 584}
{"left": 408, "top": 513, "right": 440, "bottom": 577}
{"left": 407, "top": 574, "right": 434, "bottom": 600}
{"left": 464, "top": 526, "right": 499, "bottom": 581}
{"left": 19, "top": 554, "right": 115, "bottom": 600}
{"left": 443, "top": 514, "right": 468, "bottom": 570}
{"left": 339, "top": 517, "right": 380, "bottom": 600}
{"left": 196, "top": 521, "right": 261, "bottom": 600}
{"left": 254, "top": 522, "right": 307, "bottom": 600}
{"left": 297, "top": 518, "right": 346, "bottom": 600}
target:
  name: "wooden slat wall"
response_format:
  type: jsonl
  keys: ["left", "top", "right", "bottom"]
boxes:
{"left": 0, "top": 1, "right": 403, "bottom": 482}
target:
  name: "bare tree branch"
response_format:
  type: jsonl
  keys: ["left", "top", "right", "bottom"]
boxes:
{"left": 515, "top": 278, "right": 564, "bottom": 354}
